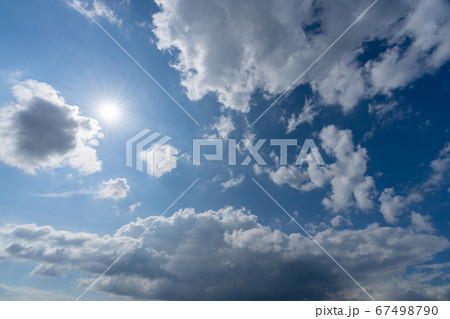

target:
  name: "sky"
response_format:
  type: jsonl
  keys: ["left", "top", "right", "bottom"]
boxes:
{"left": 0, "top": 0, "right": 449, "bottom": 301}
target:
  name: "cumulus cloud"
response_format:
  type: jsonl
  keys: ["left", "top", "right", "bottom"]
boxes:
{"left": 379, "top": 189, "right": 408, "bottom": 225}
{"left": 220, "top": 174, "right": 244, "bottom": 191}
{"left": 0, "top": 206, "right": 448, "bottom": 300}
{"left": 319, "top": 125, "right": 376, "bottom": 211}
{"left": 151, "top": 0, "right": 359, "bottom": 113}
{"left": 266, "top": 125, "right": 376, "bottom": 212}
{"left": 367, "top": 0, "right": 450, "bottom": 94}
{"left": 379, "top": 188, "right": 423, "bottom": 224}
{"left": 145, "top": 144, "right": 181, "bottom": 177}
{"left": 152, "top": 0, "right": 450, "bottom": 120}
{"left": 0, "top": 79, "right": 103, "bottom": 174}
{"left": 97, "top": 178, "right": 130, "bottom": 200}
{"left": 268, "top": 165, "right": 309, "bottom": 191}
{"left": 290, "top": 0, "right": 450, "bottom": 127}
{"left": 311, "top": 59, "right": 366, "bottom": 113}
{"left": 69, "top": 0, "right": 122, "bottom": 25}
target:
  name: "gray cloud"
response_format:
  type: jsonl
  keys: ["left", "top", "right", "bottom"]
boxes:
{"left": 0, "top": 79, "right": 103, "bottom": 174}
{"left": 0, "top": 206, "right": 448, "bottom": 300}
{"left": 15, "top": 97, "right": 79, "bottom": 159}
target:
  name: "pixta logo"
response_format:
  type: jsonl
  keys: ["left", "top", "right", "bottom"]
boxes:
{"left": 193, "top": 138, "right": 325, "bottom": 166}
{"left": 126, "top": 129, "right": 173, "bottom": 175}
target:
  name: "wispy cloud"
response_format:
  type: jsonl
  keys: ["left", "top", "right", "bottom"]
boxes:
{"left": 69, "top": 0, "right": 122, "bottom": 26}
{"left": 128, "top": 202, "right": 141, "bottom": 213}
{"left": 220, "top": 174, "right": 244, "bottom": 191}
{"left": 36, "top": 189, "right": 94, "bottom": 198}
{"left": 36, "top": 178, "right": 130, "bottom": 200}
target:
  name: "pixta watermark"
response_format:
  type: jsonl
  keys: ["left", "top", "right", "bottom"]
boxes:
{"left": 126, "top": 129, "right": 173, "bottom": 176}
{"left": 126, "top": 129, "right": 325, "bottom": 175}
{"left": 193, "top": 138, "right": 325, "bottom": 166}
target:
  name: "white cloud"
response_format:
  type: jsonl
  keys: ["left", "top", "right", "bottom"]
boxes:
{"left": 129, "top": 202, "right": 141, "bottom": 213}
{"left": 0, "top": 79, "right": 103, "bottom": 175}
{"left": 97, "top": 178, "right": 130, "bottom": 200}
{"left": 220, "top": 174, "right": 244, "bottom": 190}
{"left": 319, "top": 125, "right": 376, "bottom": 211}
{"left": 210, "top": 115, "right": 235, "bottom": 139}
{"left": 0, "top": 206, "right": 449, "bottom": 300}
{"left": 368, "top": 0, "right": 450, "bottom": 94}
{"left": 253, "top": 163, "right": 263, "bottom": 176}
{"left": 152, "top": 0, "right": 450, "bottom": 119}
{"left": 379, "top": 188, "right": 408, "bottom": 224}
{"left": 266, "top": 125, "right": 376, "bottom": 212}
{"left": 305, "top": 0, "right": 450, "bottom": 122}
{"left": 151, "top": 0, "right": 327, "bottom": 112}
{"left": 286, "top": 98, "right": 319, "bottom": 133}
{"left": 144, "top": 144, "right": 181, "bottom": 177}
{"left": 268, "top": 165, "right": 309, "bottom": 191}
{"left": 378, "top": 188, "right": 423, "bottom": 224}
{"left": 69, "top": 0, "right": 122, "bottom": 25}
{"left": 311, "top": 59, "right": 366, "bottom": 112}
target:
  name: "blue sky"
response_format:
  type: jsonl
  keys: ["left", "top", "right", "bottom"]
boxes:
{"left": 0, "top": 0, "right": 449, "bottom": 300}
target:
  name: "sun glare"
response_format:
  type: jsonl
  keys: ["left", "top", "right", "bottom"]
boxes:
{"left": 99, "top": 103, "right": 120, "bottom": 122}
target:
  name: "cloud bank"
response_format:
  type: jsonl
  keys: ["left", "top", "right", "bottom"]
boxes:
{"left": 0, "top": 206, "right": 448, "bottom": 300}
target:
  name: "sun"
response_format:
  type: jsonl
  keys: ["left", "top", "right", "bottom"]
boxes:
{"left": 99, "top": 103, "right": 121, "bottom": 123}
{"left": 93, "top": 93, "right": 127, "bottom": 127}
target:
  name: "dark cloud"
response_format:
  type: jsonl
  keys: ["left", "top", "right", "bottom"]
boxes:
{"left": 0, "top": 207, "right": 448, "bottom": 300}
{"left": 14, "top": 97, "right": 78, "bottom": 159}
{"left": 0, "top": 79, "right": 102, "bottom": 174}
